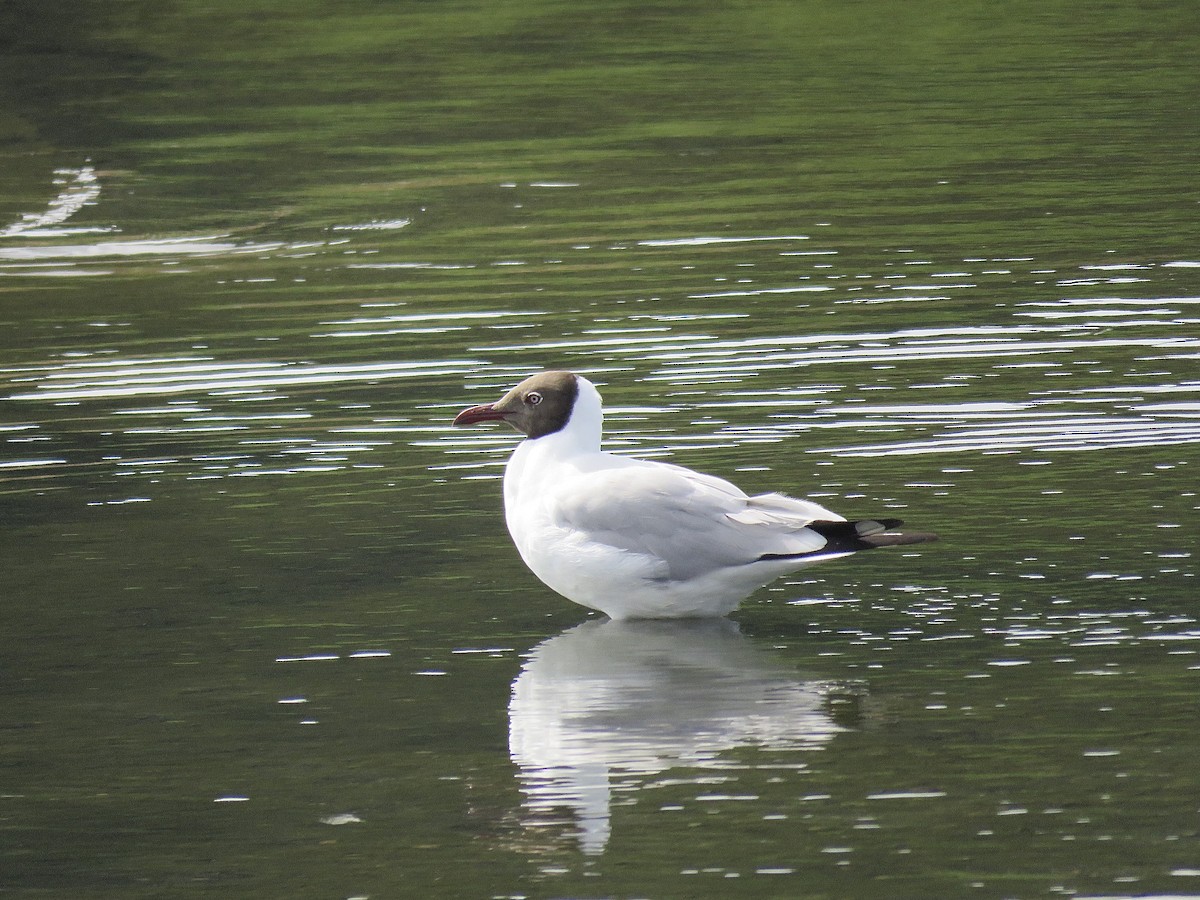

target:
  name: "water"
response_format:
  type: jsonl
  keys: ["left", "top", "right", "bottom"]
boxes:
{"left": 2, "top": 1, "right": 1199, "bottom": 896}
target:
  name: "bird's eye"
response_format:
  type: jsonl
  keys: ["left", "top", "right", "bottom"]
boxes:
{"left": 525, "top": 391, "right": 543, "bottom": 406}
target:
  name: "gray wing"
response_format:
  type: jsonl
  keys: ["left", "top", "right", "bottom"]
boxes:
{"left": 550, "top": 461, "right": 833, "bottom": 581}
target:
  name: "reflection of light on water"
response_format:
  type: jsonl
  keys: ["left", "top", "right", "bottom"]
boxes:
{"left": 803, "top": 590, "right": 1200, "bottom": 653}
{"left": 330, "top": 218, "right": 411, "bottom": 232}
{"left": 637, "top": 235, "right": 811, "bottom": 247}
{"left": 1, "top": 352, "right": 498, "bottom": 485}
{"left": 440, "top": 268, "right": 1200, "bottom": 460}
{"left": 314, "top": 309, "right": 544, "bottom": 339}
{"left": 344, "top": 261, "right": 476, "bottom": 270}
{"left": 0, "top": 164, "right": 291, "bottom": 276}
{"left": 0, "top": 165, "right": 109, "bottom": 238}
{"left": 509, "top": 619, "right": 847, "bottom": 855}
{"left": 688, "top": 285, "right": 832, "bottom": 299}
{"left": 0, "top": 165, "right": 352, "bottom": 277}
{"left": 0, "top": 232, "right": 296, "bottom": 279}
{"left": 0, "top": 458, "right": 67, "bottom": 470}
{"left": 0, "top": 236, "right": 285, "bottom": 262}
{"left": 639, "top": 328, "right": 1198, "bottom": 380}
{"left": 8, "top": 357, "right": 482, "bottom": 402}
{"left": 5, "top": 227, "right": 1199, "bottom": 489}
{"left": 811, "top": 417, "right": 1200, "bottom": 457}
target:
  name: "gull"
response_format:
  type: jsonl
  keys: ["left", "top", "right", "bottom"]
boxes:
{"left": 453, "top": 371, "right": 936, "bottom": 619}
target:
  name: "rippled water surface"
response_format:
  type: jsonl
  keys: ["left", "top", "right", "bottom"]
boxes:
{"left": 2, "top": 2, "right": 1199, "bottom": 897}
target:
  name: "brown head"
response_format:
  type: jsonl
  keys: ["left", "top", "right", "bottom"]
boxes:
{"left": 453, "top": 370, "right": 580, "bottom": 439}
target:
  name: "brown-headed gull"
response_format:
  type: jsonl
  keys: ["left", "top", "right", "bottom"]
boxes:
{"left": 454, "top": 371, "right": 936, "bottom": 619}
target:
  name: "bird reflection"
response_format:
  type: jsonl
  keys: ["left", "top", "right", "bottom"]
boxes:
{"left": 508, "top": 617, "right": 853, "bottom": 855}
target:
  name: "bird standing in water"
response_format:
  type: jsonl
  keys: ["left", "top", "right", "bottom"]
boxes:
{"left": 454, "top": 371, "right": 936, "bottom": 619}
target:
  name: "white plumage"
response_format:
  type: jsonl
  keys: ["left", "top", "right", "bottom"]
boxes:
{"left": 454, "top": 371, "right": 935, "bottom": 619}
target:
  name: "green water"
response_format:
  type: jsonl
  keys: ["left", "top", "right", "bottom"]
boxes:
{"left": 2, "top": 1, "right": 1199, "bottom": 897}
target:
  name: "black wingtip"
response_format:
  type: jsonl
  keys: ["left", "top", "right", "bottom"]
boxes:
{"left": 757, "top": 518, "right": 937, "bottom": 562}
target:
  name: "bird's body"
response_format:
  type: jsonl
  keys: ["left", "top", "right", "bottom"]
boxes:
{"left": 454, "top": 371, "right": 935, "bottom": 619}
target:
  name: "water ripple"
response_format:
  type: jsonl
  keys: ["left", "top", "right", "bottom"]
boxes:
{"left": 7, "top": 357, "right": 481, "bottom": 402}
{"left": 0, "top": 165, "right": 109, "bottom": 238}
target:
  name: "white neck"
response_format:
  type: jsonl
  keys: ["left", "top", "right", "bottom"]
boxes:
{"left": 549, "top": 375, "right": 602, "bottom": 454}
{"left": 504, "top": 375, "right": 604, "bottom": 509}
